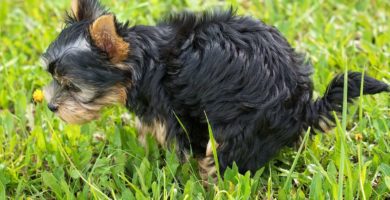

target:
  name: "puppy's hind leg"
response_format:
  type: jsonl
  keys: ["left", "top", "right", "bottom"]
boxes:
{"left": 198, "top": 140, "right": 219, "bottom": 185}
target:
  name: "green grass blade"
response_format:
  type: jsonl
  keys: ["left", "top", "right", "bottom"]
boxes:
{"left": 204, "top": 111, "right": 222, "bottom": 183}
{"left": 337, "top": 51, "right": 349, "bottom": 200}
{"left": 283, "top": 127, "right": 311, "bottom": 191}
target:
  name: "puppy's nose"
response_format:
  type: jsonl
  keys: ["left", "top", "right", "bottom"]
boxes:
{"left": 48, "top": 103, "right": 58, "bottom": 112}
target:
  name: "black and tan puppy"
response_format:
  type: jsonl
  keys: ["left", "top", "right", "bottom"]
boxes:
{"left": 43, "top": 0, "right": 389, "bottom": 181}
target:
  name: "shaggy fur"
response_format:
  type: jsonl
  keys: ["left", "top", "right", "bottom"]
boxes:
{"left": 43, "top": 0, "right": 389, "bottom": 177}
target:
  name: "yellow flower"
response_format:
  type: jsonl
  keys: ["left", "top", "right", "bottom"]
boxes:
{"left": 355, "top": 133, "right": 363, "bottom": 142}
{"left": 33, "top": 89, "right": 44, "bottom": 103}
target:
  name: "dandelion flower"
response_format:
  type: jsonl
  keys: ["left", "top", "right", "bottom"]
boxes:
{"left": 33, "top": 89, "right": 44, "bottom": 103}
{"left": 354, "top": 133, "right": 363, "bottom": 142}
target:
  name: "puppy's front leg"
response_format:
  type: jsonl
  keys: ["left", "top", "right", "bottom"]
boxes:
{"left": 136, "top": 117, "right": 167, "bottom": 147}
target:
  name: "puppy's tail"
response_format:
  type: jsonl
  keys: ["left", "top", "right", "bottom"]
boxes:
{"left": 305, "top": 72, "right": 389, "bottom": 132}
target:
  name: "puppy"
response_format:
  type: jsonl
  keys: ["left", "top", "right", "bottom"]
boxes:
{"left": 42, "top": 0, "right": 389, "bottom": 181}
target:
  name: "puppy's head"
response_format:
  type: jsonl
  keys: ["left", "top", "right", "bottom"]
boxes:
{"left": 42, "top": 0, "right": 131, "bottom": 124}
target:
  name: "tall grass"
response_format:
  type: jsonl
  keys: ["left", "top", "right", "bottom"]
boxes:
{"left": 0, "top": 0, "right": 389, "bottom": 199}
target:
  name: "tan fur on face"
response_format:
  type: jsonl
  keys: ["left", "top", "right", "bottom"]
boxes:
{"left": 90, "top": 15, "right": 129, "bottom": 63}
{"left": 56, "top": 85, "right": 127, "bottom": 124}
{"left": 136, "top": 118, "right": 167, "bottom": 146}
{"left": 57, "top": 98, "right": 99, "bottom": 124}
{"left": 95, "top": 85, "right": 127, "bottom": 105}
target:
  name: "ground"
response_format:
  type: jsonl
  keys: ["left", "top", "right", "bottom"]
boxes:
{"left": 0, "top": 0, "right": 389, "bottom": 199}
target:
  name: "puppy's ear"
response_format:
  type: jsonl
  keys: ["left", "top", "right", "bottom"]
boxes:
{"left": 90, "top": 15, "right": 129, "bottom": 63}
{"left": 71, "top": 0, "right": 106, "bottom": 21}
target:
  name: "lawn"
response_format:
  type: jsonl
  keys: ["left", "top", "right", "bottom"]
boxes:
{"left": 0, "top": 0, "right": 389, "bottom": 199}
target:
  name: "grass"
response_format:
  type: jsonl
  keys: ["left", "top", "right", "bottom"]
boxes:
{"left": 0, "top": 0, "right": 390, "bottom": 199}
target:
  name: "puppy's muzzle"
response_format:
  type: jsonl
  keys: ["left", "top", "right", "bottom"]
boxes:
{"left": 47, "top": 103, "right": 59, "bottom": 112}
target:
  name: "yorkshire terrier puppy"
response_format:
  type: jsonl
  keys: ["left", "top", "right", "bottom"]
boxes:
{"left": 43, "top": 0, "right": 389, "bottom": 181}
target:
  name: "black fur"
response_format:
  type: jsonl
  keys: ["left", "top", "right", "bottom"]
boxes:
{"left": 44, "top": 1, "right": 389, "bottom": 174}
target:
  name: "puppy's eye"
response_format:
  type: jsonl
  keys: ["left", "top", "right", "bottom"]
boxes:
{"left": 47, "top": 59, "right": 58, "bottom": 74}
{"left": 66, "top": 82, "right": 80, "bottom": 92}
